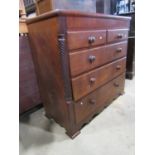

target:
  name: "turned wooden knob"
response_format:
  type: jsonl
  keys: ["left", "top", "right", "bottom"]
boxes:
{"left": 116, "top": 48, "right": 122, "bottom": 52}
{"left": 90, "top": 77, "right": 96, "bottom": 83}
{"left": 89, "top": 99, "right": 96, "bottom": 105}
{"left": 88, "top": 55, "right": 96, "bottom": 63}
{"left": 88, "top": 36, "right": 96, "bottom": 44}
{"left": 116, "top": 65, "right": 121, "bottom": 70}
{"left": 117, "top": 33, "right": 123, "bottom": 38}
{"left": 114, "top": 83, "right": 119, "bottom": 87}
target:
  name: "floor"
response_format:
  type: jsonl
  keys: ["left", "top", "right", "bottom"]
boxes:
{"left": 19, "top": 78, "right": 135, "bottom": 155}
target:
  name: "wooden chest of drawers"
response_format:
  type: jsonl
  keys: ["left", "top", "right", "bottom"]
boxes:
{"left": 27, "top": 10, "right": 131, "bottom": 138}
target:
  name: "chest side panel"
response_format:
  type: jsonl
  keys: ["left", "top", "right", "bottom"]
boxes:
{"left": 27, "top": 17, "right": 70, "bottom": 128}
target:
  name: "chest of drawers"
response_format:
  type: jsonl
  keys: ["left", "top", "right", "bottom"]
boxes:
{"left": 27, "top": 10, "right": 131, "bottom": 138}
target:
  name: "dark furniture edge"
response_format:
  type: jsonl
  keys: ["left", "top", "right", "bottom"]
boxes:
{"left": 118, "top": 12, "right": 135, "bottom": 15}
{"left": 19, "top": 103, "right": 43, "bottom": 116}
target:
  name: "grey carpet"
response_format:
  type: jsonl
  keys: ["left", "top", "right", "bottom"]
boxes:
{"left": 19, "top": 78, "right": 135, "bottom": 155}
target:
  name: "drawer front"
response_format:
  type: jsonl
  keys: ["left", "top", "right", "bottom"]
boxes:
{"left": 74, "top": 74, "right": 125, "bottom": 124}
{"left": 107, "top": 29, "right": 129, "bottom": 43}
{"left": 69, "top": 41, "right": 128, "bottom": 77}
{"left": 67, "top": 16, "right": 130, "bottom": 30}
{"left": 72, "top": 57, "right": 126, "bottom": 101}
{"left": 67, "top": 30, "right": 106, "bottom": 51}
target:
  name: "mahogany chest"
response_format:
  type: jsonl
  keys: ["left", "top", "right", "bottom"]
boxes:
{"left": 27, "top": 10, "right": 131, "bottom": 138}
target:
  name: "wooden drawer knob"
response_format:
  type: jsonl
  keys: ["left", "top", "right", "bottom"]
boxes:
{"left": 90, "top": 77, "right": 96, "bottom": 83}
{"left": 116, "top": 65, "right": 121, "bottom": 70}
{"left": 88, "top": 36, "right": 96, "bottom": 44}
{"left": 89, "top": 99, "right": 96, "bottom": 105}
{"left": 88, "top": 55, "right": 96, "bottom": 63}
{"left": 117, "top": 34, "right": 123, "bottom": 38}
{"left": 114, "top": 83, "right": 119, "bottom": 87}
{"left": 116, "top": 48, "right": 122, "bottom": 52}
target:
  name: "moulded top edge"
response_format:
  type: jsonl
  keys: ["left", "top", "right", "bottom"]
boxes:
{"left": 26, "top": 9, "right": 131, "bottom": 24}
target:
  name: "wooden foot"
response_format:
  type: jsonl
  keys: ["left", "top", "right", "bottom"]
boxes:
{"left": 66, "top": 130, "right": 81, "bottom": 139}
{"left": 44, "top": 112, "right": 52, "bottom": 119}
{"left": 120, "top": 91, "right": 125, "bottom": 95}
{"left": 126, "top": 72, "right": 134, "bottom": 80}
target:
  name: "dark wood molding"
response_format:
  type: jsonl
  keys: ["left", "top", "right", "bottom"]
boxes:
{"left": 58, "top": 34, "right": 73, "bottom": 101}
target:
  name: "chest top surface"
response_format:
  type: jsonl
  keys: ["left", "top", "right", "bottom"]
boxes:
{"left": 27, "top": 9, "right": 131, "bottom": 24}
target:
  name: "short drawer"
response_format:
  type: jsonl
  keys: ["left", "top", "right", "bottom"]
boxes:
{"left": 72, "top": 57, "right": 126, "bottom": 101}
{"left": 74, "top": 73, "right": 125, "bottom": 124}
{"left": 67, "top": 30, "right": 106, "bottom": 51}
{"left": 107, "top": 29, "right": 129, "bottom": 43}
{"left": 69, "top": 41, "right": 128, "bottom": 77}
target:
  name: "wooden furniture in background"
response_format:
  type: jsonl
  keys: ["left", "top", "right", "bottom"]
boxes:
{"left": 19, "top": 0, "right": 26, "bottom": 18}
{"left": 19, "top": 0, "right": 42, "bottom": 114}
{"left": 96, "top": 0, "right": 111, "bottom": 14}
{"left": 120, "top": 12, "right": 135, "bottom": 79}
{"left": 19, "top": 19, "right": 28, "bottom": 34}
{"left": 35, "top": 0, "right": 96, "bottom": 15}
{"left": 23, "top": 0, "right": 36, "bottom": 15}
{"left": 19, "top": 0, "right": 28, "bottom": 33}
{"left": 19, "top": 35, "right": 42, "bottom": 114}
{"left": 27, "top": 10, "right": 130, "bottom": 138}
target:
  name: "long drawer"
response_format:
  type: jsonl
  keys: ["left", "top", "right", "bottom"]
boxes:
{"left": 69, "top": 41, "right": 128, "bottom": 77}
{"left": 66, "top": 16, "right": 130, "bottom": 30}
{"left": 72, "top": 57, "right": 126, "bottom": 101}
{"left": 67, "top": 30, "right": 106, "bottom": 50}
{"left": 74, "top": 73, "right": 125, "bottom": 124}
